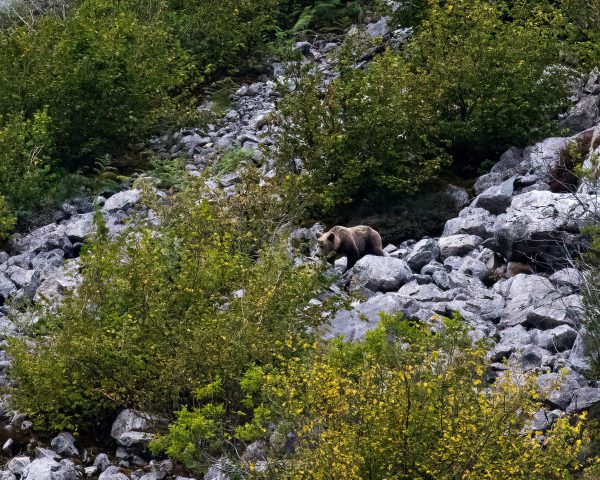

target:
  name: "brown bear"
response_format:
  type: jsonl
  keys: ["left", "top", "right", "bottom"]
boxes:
{"left": 317, "top": 225, "right": 384, "bottom": 272}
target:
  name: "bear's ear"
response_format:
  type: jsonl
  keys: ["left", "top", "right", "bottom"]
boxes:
{"left": 328, "top": 233, "right": 335, "bottom": 242}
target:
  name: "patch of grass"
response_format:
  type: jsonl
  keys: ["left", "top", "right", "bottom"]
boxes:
{"left": 212, "top": 147, "right": 255, "bottom": 176}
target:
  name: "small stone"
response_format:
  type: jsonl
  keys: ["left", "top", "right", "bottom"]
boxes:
{"left": 51, "top": 432, "right": 79, "bottom": 457}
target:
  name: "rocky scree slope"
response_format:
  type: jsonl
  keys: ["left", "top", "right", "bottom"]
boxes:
{"left": 0, "top": 16, "right": 598, "bottom": 480}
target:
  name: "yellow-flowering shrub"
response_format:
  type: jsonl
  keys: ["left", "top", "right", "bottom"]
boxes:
{"left": 251, "top": 315, "right": 593, "bottom": 479}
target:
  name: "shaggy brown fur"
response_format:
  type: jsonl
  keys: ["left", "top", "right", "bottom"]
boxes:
{"left": 317, "top": 225, "right": 384, "bottom": 272}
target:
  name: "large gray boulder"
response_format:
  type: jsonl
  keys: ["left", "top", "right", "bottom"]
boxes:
{"left": 442, "top": 207, "right": 496, "bottom": 240}
{"left": 0, "top": 274, "right": 16, "bottom": 301}
{"left": 438, "top": 235, "right": 483, "bottom": 259}
{"left": 494, "top": 191, "right": 598, "bottom": 268}
{"left": 50, "top": 432, "right": 78, "bottom": 457}
{"left": 111, "top": 409, "right": 156, "bottom": 453}
{"left": 561, "top": 95, "right": 599, "bottom": 132}
{"left": 522, "top": 136, "right": 571, "bottom": 180}
{"left": 102, "top": 190, "right": 141, "bottom": 213}
{"left": 533, "top": 325, "right": 578, "bottom": 352}
{"left": 406, "top": 238, "right": 439, "bottom": 272}
{"left": 22, "top": 459, "right": 76, "bottom": 480}
{"left": 8, "top": 457, "right": 31, "bottom": 477}
{"left": 498, "top": 274, "right": 557, "bottom": 328}
{"left": 14, "top": 224, "right": 66, "bottom": 253}
{"left": 98, "top": 466, "right": 129, "bottom": 480}
{"left": 398, "top": 281, "right": 454, "bottom": 303}
{"left": 323, "top": 293, "right": 405, "bottom": 341}
{"left": 525, "top": 294, "right": 583, "bottom": 329}
{"left": 33, "top": 260, "right": 81, "bottom": 307}
{"left": 349, "top": 256, "right": 412, "bottom": 292}
{"left": 472, "top": 177, "right": 515, "bottom": 215}
{"left": 566, "top": 387, "right": 600, "bottom": 414}
{"left": 63, "top": 213, "right": 95, "bottom": 242}
{"left": 537, "top": 371, "right": 582, "bottom": 410}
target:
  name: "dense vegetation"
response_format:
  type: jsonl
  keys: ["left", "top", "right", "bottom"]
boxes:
{"left": 0, "top": 0, "right": 373, "bottom": 234}
{"left": 8, "top": 170, "right": 327, "bottom": 432}
{"left": 4, "top": 0, "right": 600, "bottom": 477}
{"left": 275, "top": 0, "right": 581, "bottom": 213}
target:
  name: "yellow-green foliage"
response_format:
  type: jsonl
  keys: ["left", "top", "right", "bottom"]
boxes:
{"left": 8, "top": 169, "right": 329, "bottom": 433}
{"left": 250, "top": 315, "right": 592, "bottom": 479}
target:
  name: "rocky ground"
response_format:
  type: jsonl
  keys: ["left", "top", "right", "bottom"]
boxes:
{"left": 0, "top": 14, "right": 599, "bottom": 480}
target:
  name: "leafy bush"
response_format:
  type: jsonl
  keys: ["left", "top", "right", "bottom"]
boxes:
{"left": 407, "top": 0, "right": 572, "bottom": 173}
{"left": 8, "top": 170, "right": 329, "bottom": 433}
{"left": 165, "top": 0, "right": 279, "bottom": 78}
{"left": 275, "top": 53, "right": 449, "bottom": 212}
{"left": 0, "top": 195, "right": 16, "bottom": 240}
{"left": 249, "top": 315, "right": 592, "bottom": 479}
{"left": 0, "top": 110, "right": 54, "bottom": 223}
{"left": 0, "top": 0, "right": 196, "bottom": 168}
{"left": 276, "top": 0, "right": 572, "bottom": 213}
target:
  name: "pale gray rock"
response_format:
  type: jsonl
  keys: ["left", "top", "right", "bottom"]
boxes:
{"left": 515, "top": 345, "right": 552, "bottom": 371}
{"left": 398, "top": 281, "right": 453, "bottom": 303}
{"left": 116, "top": 432, "right": 154, "bottom": 452}
{"left": 525, "top": 294, "right": 583, "bottom": 329}
{"left": 98, "top": 466, "right": 129, "bottom": 480}
{"left": 323, "top": 293, "right": 405, "bottom": 341}
{"left": 472, "top": 177, "right": 515, "bottom": 215}
{"left": 8, "top": 457, "right": 31, "bottom": 477}
{"left": 561, "top": 95, "right": 599, "bottom": 132}
{"left": 50, "top": 432, "right": 78, "bottom": 457}
{"left": 568, "top": 333, "right": 593, "bottom": 374}
{"left": 549, "top": 268, "right": 582, "bottom": 291}
{"left": 0, "top": 274, "right": 16, "bottom": 301}
{"left": 522, "top": 136, "right": 571, "bottom": 179}
{"left": 103, "top": 190, "right": 141, "bottom": 213}
{"left": 566, "top": 387, "right": 600, "bottom": 413}
{"left": 349, "top": 256, "right": 412, "bottom": 292}
{"left": 406, "top": 238, "right": 439, "bottom": 271}
{"left": 22, "top": 458, "right": 76, "bottom": 480}
{"left": 33, "top": 260, "right": 81, "bottom": 307}
{"left": 14, "top": 224, "right": 66, "bottom": 253}
{"left": 474, "top": 172, "right": 506, "bottom": 196}
{"left": 537, "top": 372, "right": 581, "bottom": 410}
{"left": 63, "top": 213, "right": 95, "bottom": 242}
{"left": 494, "top": 191, "right": 599, "bottom": 268}
{"left": 111, "top": 410, "right": 152, "bottom": 440}
{"left": 438, "top": 234, "right": 483, "bottom": 259}
{"left": 444, "top": 184, "right": 469, "bottom": 208}
{"left": 530, "top": 409, "right": 562, "bottom": 431}
{"left": 5, "top": 266, "right": 32, "bottom": 289}
{"left": 533, "top": 325, "right": 578, "bottom": 352}
{"left": 442, "top": 207, "right": 496, "bottom": 239}
{"left": 492, "top": 147, "right": 524, "bottom": 174}
{"left": 365, "top": 16, "right": 391, "bottom": 38}
{"left": 0, "top": 471, "right": 17, "bottom": 480}
{"left": 93, "top": 454, "right": 112, "bottom": 473}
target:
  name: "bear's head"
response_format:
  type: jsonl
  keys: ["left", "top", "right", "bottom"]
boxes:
{"left": 316, "top": 230, "right": 337, "bottom": 257}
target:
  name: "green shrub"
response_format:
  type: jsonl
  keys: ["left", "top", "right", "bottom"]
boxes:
{"left": 275, "top": 52, "right": 449, "bottom": 213}
{"left": 0, "top": 0, "right": 196, "bottom": 168}
{"left": 7, "top": 169, "right": 328, "bottom": 434}
{"left": 0, "top": 195, "right": 16, "bottom": 240}
{"left": 407, "top": 0, "right": 572, "bottom": 173}
{"left": 0, "top": 110, "right": 54, "bottom": 222}
{"left": 247, "top": 315, "right": 593, "bottom": 479}
{"left": 165, "top": 0, "right": 279, "bottom": 78}
{"left": 276, "top": 0, "right": 572, "bottom": 213}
